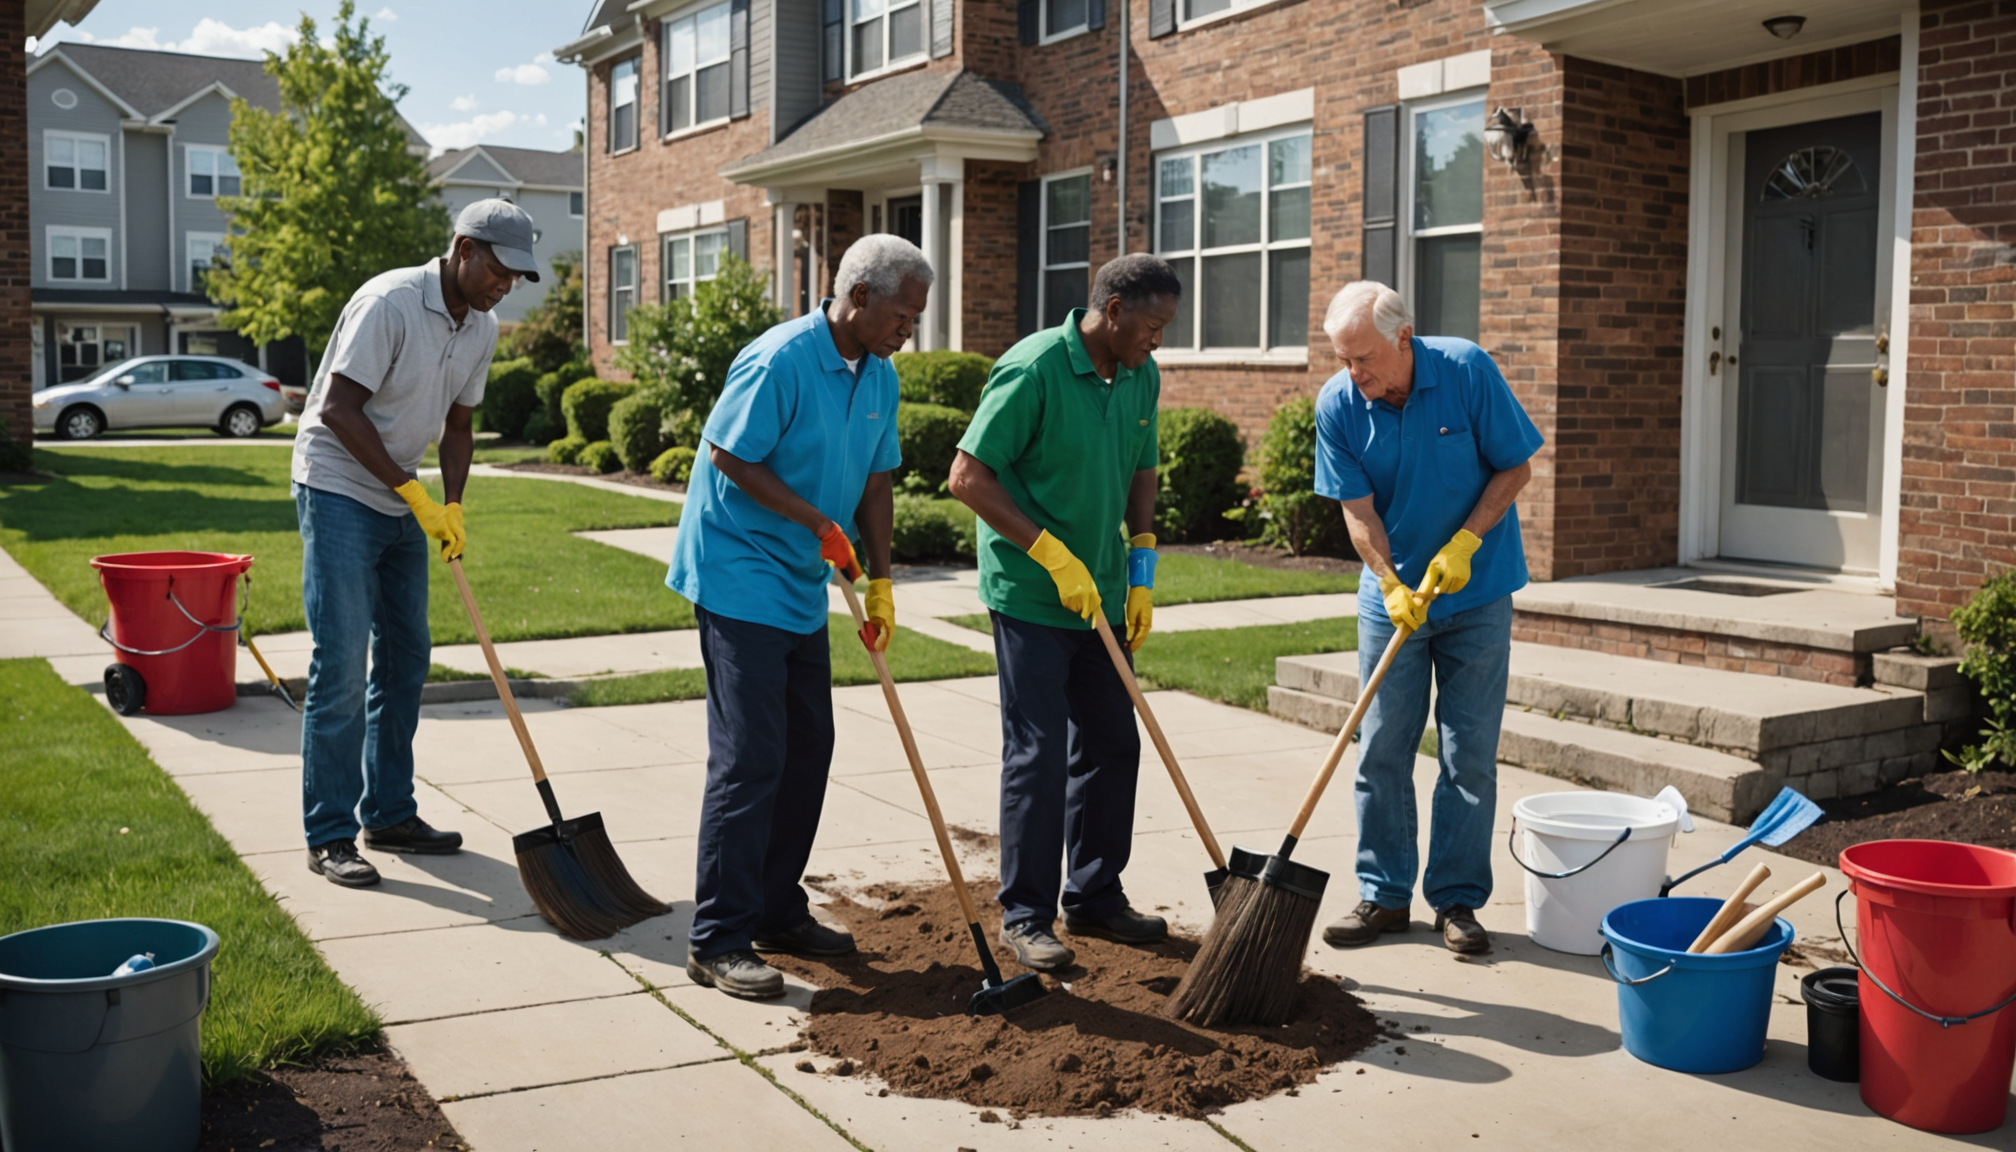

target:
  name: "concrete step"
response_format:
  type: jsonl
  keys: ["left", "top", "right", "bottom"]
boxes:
{"left": 1512, "top": 568, "right": 1919, "bottom": 654}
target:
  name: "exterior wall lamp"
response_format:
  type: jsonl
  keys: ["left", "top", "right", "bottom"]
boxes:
{"left": 1484, "top": 107, "right": 1535, "bottom": 169}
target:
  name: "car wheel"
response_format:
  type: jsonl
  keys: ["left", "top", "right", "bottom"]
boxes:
{"left": 58, "top": 406, "right": 103, "bottom": 440}
{"left": 220, "top": 404, "right": 262, "bottom": 438}
{"left": 104, "top": 663, "right": 146, "bottom": 716}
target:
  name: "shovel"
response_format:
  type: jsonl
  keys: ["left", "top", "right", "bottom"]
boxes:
{"left": 1659, "top": 786, "right": 1822, "bottom": 896}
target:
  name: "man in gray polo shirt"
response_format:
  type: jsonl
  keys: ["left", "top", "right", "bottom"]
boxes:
{"left": 292, "top": 199, "right": 539, "bottom": 887}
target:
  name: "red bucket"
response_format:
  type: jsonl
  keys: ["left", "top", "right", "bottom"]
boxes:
{"left": 90, "top": 551, "right": 254, "bottom": 715}
{"left": 1839, "top": 840, "right": 2016, "bottom": 1134}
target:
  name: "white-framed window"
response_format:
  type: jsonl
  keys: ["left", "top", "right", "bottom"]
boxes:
{"left": 569, "top": 190, "right": 584, "bottom": 217}
{"left": 1039, "top": 171, "right": 1091, "bottom": 329}
{"left": 44, "top": 130, "right": 109, "bottom": 192}
{"left": 1042, "top": 0, "right": 1090, "bottom": 41}
{"left": 609, "top": 245, "right": 638, "bottom": 343}
{"left": 662, "top": 226, "right": 727, "bottom": 302}
{"left": 1181, "top": 0, "right": 1271, "bottom": 27}
{"left": 608, "top": 56, "right": 640, "bottom": 153}
{"left": 1154, "top": 126, "right": 1311, "bottom": 354}
{"left": 188, "top": 232, "right": 225, "bottom": 292}
{"left": 1403, "top": 91, "right": 1485, "bottom": 344}
{"left": 57, "top": 322, "right": 136, "bottom": 383}
{"left": 665, "top": 1, "right": 733, "bottom": 134}
{"left": 47, "top": 226, "right": 111, "bottom": 282}
{"left": 186, "top": 145, "right": 241, "bottom": 198}
{"left": 849, "top": 0, "right": 924, "bottom": 79}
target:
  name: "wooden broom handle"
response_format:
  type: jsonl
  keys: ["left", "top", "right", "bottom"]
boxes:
{"left": 1702, "top": 872, "right": 1827, "bottom": 955}
{"left": 1687, "top": 862, "right": 1771, "bottom": 953}
{"left": 450, "top": 558, "right": 548, "bottom": 785}
{"left": 1286, "top": 611, "right": 1421, "bottom": 841}
{"left": 833, "top": 573, "right": 988, "bottom": 930}
{"left": 1090, "top": 615, "right": 1227, "bottom": 871}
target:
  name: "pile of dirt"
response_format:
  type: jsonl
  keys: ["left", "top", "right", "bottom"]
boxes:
{"left": 767, "top": 879, "right": 1382, "bottom": 1119}
{"left": 198, "top": 1046, "right": 466, "bottom": 1151}
{"left": 1775, "top": 765, "right": 2016, "bottom": 867}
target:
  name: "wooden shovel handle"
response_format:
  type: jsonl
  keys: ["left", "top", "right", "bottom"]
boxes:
{"left": 1285, "top": 610, "right": 1421, "bottom": 841}
{"left": 450, "top": 558, "right": 548, "bottom": 785}
{"left": 1090, "top": 615, "right": 1227, "bottom": 871}
{"left": 1702, "top": 871, "right": 1826, "bottom": 955}
{"left": 1687, "top": 862, "right": 1771, "bottom": 954}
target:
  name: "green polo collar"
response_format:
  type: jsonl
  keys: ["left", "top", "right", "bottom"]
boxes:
{"left": 1061, "top": 309, "right": 1135, "bottom": 386}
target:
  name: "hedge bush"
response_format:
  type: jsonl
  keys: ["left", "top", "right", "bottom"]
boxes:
{"left": 893, "top": 351, "right": 993, "bottom": 412}
{"left": 650, "top": 445, "right": 697, "bottom": 485}
{"left": 891, "top": 495, "right": 978, "bottom": 563}
{"left": 895, "top": 403, "right": 971, "bottom": 496}
{"left": 561, "top": 379, "right": 638, "bottom": 443}
{"left": 546, "top": 435, "right": 588, "bottom": 465}
{"left": 577, "top": 440, "right": 621, "bottom": 474}
{"left": 1946, "top": 570, "right": 2016, "bottom": 773}
{"left": 608, "top": 391, "right": 667, "bottom": 473}
{"left": 1154, "top": 407, "right": 1246, "bottom": 543}
{"left": 522, "top": 408, "right": 558, "bottom": 446}
{"left": 1256, "top": 396, "right": 1349, "bottom": 557}
{"left": 477, "top": 357, "right": 540, "bottom": 440}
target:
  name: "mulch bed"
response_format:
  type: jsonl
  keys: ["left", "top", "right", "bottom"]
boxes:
{"left": 1772, "top": 765, "right": 2016, "bottom": 869}
{"left": 495, "top": 461, "right": 685, "bottom": 495}
{"left": 198, "top": 1046, "right": 467, "bottom": 1152}
{"left": 767, "top": 877, "right": 1382, "bottom": 1120}
{"left": 1162, "top": 540, "right": 1361, "bottom": 576}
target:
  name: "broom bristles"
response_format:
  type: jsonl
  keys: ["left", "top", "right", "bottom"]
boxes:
{"left": 570, "top": 827, "right": 672, "bottom": 921}
{"left": 1164, "top": 873, "right": 1322, "bottom": 1027}
{"left": 518, "top": 832, "right": 667, "bottom": 941}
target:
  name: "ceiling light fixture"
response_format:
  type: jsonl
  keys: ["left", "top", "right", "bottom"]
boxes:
{"left": 1763, "top": 15, "right": 1807, "bottom": 39}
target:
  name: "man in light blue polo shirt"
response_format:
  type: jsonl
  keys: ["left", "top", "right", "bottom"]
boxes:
{"left": 666, "top": 234, "right": 928, "bottom": 999}
{"left": 1313, "top": 280, "right": 1543, "bottom": 955}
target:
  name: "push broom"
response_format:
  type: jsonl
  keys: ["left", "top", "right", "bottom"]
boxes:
{"left": 450, "top": 558, "right": 670, "bottom": 940}
{"left": 832, "top": 565, "right": 1047, "bottom": 1016}
{"left": 1164, "top": 592, "right": 1431, "bottom": 1028}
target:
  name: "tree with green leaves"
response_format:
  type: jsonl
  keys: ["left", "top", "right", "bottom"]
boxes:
{"left": 206, "top": 2, "right": 447, "bottom": 356}
{"left": 503, "top": 249, "right": 586, "bottom": 374}
{"left": 616, "top": 255, "right": 782, "bottom": 446}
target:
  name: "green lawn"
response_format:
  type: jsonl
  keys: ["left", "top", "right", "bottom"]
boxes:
{"left": 0, "top": 658, "right": 378, "bottom": 1084}
{"left": 1153, "top": 553, "right": 1357, "bottom": 606}
{"left": 420, "top": 441, "right": 553, "bottom": 467}
{"left": 568, "top": 614, "right": 996, "bottom": 706}
{"left": 1, "top": 446, "right": 687, "bottom": 644}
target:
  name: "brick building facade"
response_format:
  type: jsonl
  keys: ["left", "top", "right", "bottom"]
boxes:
{"left": 559, "top": 0, "right": 2011, "bottom": 621}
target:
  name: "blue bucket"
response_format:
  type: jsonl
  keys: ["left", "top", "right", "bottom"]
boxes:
{"left": 1601, "top": 896, "right": 1793, "bottom": 1074}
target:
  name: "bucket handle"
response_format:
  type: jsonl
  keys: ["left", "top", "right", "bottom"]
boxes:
{"left": 98, "top": 575, "right": 242, "bottom": 657}
{"left": 1600, "top": 941, "right": 1675, "bottom": 986}
{"left": 1835, "top": 890, "right": 2016, "bottom": 1030}
{"left": 1507, "top": 817, "right": 1633, "bottom": 880}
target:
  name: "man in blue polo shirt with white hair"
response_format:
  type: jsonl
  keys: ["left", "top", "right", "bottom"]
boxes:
{"left": 667, "top": 234, "right": 929, "bottom": 999}
{"left": 1313, "top": 280, "right": 1542, "bottom": 955}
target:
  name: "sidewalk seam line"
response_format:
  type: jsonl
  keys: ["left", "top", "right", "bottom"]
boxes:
{"left": 436, "top": 1054, "right": 739, "bottom": 1102}
{"left": 382, "top": 988, "right": 650, "bottom": 1027}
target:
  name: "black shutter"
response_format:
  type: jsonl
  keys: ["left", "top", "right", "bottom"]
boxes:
{"left": 931, "top": 0, "right": 953, "bottom": 56}
{"left": 726, "top": 218, "right": 749, "bottom": 262}
{"left": 729, "top": 0, "right": 750, "bottom": 119}
{"left": 1362, "top": 105, "right": 1400, "bottom": 287}
{"left": 1017, "top": 180, "right": 1041, "bottom": 337}
{"left": 1148, "top": 0, "right": 1175, "bottom": 38}
{"left": 1018, "top": 0, "right": 1038, "bottom": 45}
{"left": 822, "top": 0, "right": 843, "bottom": 82}
{"left": 1088, "top": 0, "right": 1105, "bottom": 30}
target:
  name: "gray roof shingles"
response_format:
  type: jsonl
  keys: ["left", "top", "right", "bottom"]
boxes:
{"left": 433, "top": 144, "right": 585, "bottom": 189}
{"left": 733, "top": 69, "right": 1046, "bottom": 170}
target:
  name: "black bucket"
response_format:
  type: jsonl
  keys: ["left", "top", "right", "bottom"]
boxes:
{"left": 1800, "top": 966, "right": 1860, "bottom": 1082}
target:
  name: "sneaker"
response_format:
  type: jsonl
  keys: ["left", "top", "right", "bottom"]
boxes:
{"left": 1000, "top": 921, "right": 1076, "bottom": 971}
{"left": 1436, "top": 904, "right": 1491, "bottom": 954}
{"left": 686, "top": 949, "right": 785, "bottom": 998}
{"left": 364, "top": 815, "right": 463, "bottom": 855}
{"left": 1322, "top": 901, "right": 1411, "bottom": 947}
{"left": 1063, "top": 904, "right": 1168, "bottom": 944}
{"left": 752, "top": 916, "right": 856, "bottom": 957}
{"left": 307, "top": 839, "right": 380, "bottom": 888}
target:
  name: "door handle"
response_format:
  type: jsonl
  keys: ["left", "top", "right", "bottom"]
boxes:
{"left": 1872, "top": 367, "right": 1889, "bottom": 387}
{"left": 1709, "top": 350, "right": 1720, "bottom": 376}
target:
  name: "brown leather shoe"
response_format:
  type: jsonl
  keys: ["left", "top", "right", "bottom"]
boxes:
{"left": 1322, "top": 901, "right": 1411, "bottom": 947}
{"left": 1436, "top": 904, "right": 1490, "bottom": 953}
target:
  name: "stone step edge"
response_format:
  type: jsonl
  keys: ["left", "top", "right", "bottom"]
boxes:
{"left": 1508, "top": 590, "right": 1919, "bottom": 655}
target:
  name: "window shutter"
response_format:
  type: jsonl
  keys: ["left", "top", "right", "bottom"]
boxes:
{"left": 1017, "top": 179, "right": 1040, "bottom": 337}
{"left": 726, "top": 218, "right": 749, "bottom": 263}
{"left": 1148, "top": 0, "right": 1175, "bottom": 38}
{"left": 729, "top": 0, "right": 750, "bottom": 119}
{"left": 1362, "top": 104, "right": 1400, "bottom": 287}
{"left": 931, "top": 0, "right": 954, "bottom": 57}
{"left": 822, "top": 0, "right": 843, "bottom": 82}
{"left": 1018, "top": 0, "right": 1038, "bottom": 45}
{"left": 1088, "top": 0, "right": 1105, "bottom": 30}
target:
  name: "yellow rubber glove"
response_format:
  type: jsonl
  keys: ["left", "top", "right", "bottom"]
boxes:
{"left": 1125, "top": 531, "right": 1156, "bottom": 651}
{"left": 862, "top": 578, "right": 895, "bottom": 653}
{"left": 1381, "top": 572, "right": 1428, "bottom": 632}
{"left": 1420, "top": 529, "right": 1482, "bottom": 597}
{"left": 394, "top": 479, "right": 465, "bottom": 562}
{"left": 1028, "top": 529, "right": 1100, "bottom": 622}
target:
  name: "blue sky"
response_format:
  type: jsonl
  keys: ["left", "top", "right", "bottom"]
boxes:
{"left": 29, "top": 2, "right": 593, "bottom": 155}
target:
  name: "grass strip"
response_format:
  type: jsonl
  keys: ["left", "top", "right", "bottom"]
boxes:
{"left": 0, "top": 658, "right": 378, "bottom": 1084}
{"left": 1153, "top": 553, "right": 1357, "bottom": 606}
{"left": 426, "top": 663, "right": 541, "bottom": 683}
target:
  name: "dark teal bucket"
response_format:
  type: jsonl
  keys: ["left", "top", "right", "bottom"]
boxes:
{"left": 0, "top": 918, "right": 218, "bottom": 1152}
{"left": 1601, "top": 897, "right": 1793, "bottom": 1074}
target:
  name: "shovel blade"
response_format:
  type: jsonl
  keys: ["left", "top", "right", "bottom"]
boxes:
{"left": 969, "top": 972, "right": 1048, "bottom": 1017}
{"left": 1752, "top": 786, "right": 1823, "bottom": 847}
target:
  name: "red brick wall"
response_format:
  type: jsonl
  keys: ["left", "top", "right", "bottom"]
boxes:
{"left": 1685, "top": 36, "right": 1903, "bottom": 109}
{"left": 0, "top": 9, "right": 28, "bottom": 455}
{"left": 1899, "top": 1, "right": 2016, "bottom": 620}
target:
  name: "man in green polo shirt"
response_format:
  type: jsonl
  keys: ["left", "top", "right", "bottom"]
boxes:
{"left": 947, "top": 254, "right": 1183, "bottom": 971}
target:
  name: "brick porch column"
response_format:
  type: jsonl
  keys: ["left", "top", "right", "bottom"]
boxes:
{"left": 1, "top": 8, "right": 30, "bottom": 456}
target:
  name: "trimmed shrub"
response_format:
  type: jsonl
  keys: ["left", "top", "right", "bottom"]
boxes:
{"left": 1946, "top": 570, "right": 2016, "bottom": 773}
{"left": 891, "top": 496, "right": 978, "bottom": 563}
{"left": 521, "top": 408, "right": 557, "bottom": 446}
{"left": 546, "top": 435, "right": 588, "bottom": 465}
{"left": 561, "top": 378, "right": 638, "bottom": 443}
{"left": 529, "top": 360, "right": 591, "bottom": 443}
{"left": 895, "top": 402, "right": 971, "bottom": 496}
{"left": 608, "top": 391, "right": 667, "bottom": 472}
{"left": 1256, "top": 396, "right": 1349, "bottom": 557}
{"left": 1154, "top": 407, "right": 1246, "bottom": 543}
{"left": 893, "top": 350, "right": 993, "bottom": 412}
{"left": 650, "top": 445, "right": 698, "bottom": 485}
{"left": 577, "top": 440, "right": 621, "bottom": 474}
{"left": 477, "top": 357, "right": 540, "bottom": 440}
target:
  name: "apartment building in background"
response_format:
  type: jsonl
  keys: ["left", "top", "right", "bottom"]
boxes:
{"left": 430, "top": 143, "right": 587, "bottom": 326}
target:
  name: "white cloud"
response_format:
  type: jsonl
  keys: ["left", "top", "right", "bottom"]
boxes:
{"left": 450, "top": 94, "right": 481, "bottom": 112}
{"left": 535, "top": 112, "right": 548, "bottom": 126}
{"left": 374, "top": 7, "right": 398, "bottom": 20}
{"left": 36, "top": 18, "right": 299, "bottom": 59}
{"left": 495, "top": 62, "right": 550, "bottom": 86}
{"left": 534, "top": 51, "right": 554, "bottom": 64}
{"left": 418, "top": 110, "right": 518, "bottom": 153}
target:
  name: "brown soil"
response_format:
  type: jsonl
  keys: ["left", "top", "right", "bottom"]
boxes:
{"left": 1162, "top": 540, "right": 1361, "bottom": 575}
{"left": 1773, "top": 765, "right": 2016, "bottom": 869}
{"left": 496, "top": 460, "right": 686, "bottom": 495}
{"left": 767, "top": 878, "right": 1383, "bottom": 1120}
{"left": 198, "top": 1046, "right": 467, "bottom": 1152}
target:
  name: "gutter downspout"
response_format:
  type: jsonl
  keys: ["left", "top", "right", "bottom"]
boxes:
{"left": 1117, "top": 0, "right": 1127, "bottom": 257}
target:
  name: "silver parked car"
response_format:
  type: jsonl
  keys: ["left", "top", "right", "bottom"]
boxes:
{"left": 31, "top": 355, "right": 288, "bottom": 439}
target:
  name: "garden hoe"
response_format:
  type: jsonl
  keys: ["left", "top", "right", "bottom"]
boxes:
{"left": 832, "top": 563, "right": 1046, "bottom": 1017}
{"left": 450, "top": 558, "right": 669, "bottom": 941}
{"left": 1659, "top": 786, "right": 1821, "bottom": 895}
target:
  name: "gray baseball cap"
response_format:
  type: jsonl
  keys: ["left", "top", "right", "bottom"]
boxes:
{"left": 454, "top": 199, "right": 541, "bottom": 282}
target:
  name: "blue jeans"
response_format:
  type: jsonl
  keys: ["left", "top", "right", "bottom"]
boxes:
{"left": 1353, "top": 593, "right": 1512, "bottom": 913}
{"left": 296, "top": 484, "right": 431, "bottom": 847}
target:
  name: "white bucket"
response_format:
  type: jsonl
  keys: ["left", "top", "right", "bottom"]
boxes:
{"left": 1512, "top": 791, "right": 1682, "bottom": 955}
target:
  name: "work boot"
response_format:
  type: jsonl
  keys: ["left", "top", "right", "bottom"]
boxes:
{"left": 364, "top": 815, "right": 463, "bottom": 855}
{"left": 1063, "top": 904, "right": 1168, "bottom": 944}
{"left": 687, "top": 949, "right": 785, "bottom": 999}
{"left": 1436, "top": 905, "right": 1491, "bottom": 954}
{"left": 752, "top": 916, "right": 856, "bottom": 956}
{"left": 1000, "top": 921, "right": 1076, "bottom": 971}
{"left": 307, "top": 839, "right": 380, "bottom": 888}
{"left": 1322, "top": 901, "right": 1411, "bottom": 947}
